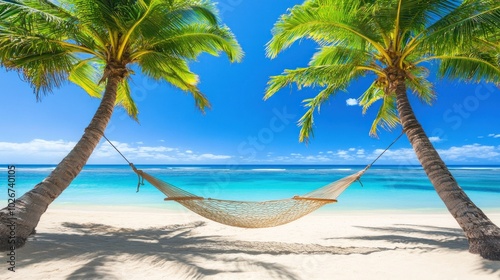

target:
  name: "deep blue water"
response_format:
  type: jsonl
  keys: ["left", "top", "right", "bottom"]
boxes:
{"left": 2, "top": 164, "right": 499, "bottom": 211}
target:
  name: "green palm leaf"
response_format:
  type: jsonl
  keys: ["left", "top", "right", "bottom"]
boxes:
{"left": 405, "top": 66, "right": 435, "bottom": 104}
{"left": 369, "top": 93, "right": 399, "bottom": 137}
{"left": 298, "top": 85, "right": 338, "bottom": 142}
{"left": 68, "top": 59, "right": 104, "bottom": 98}
{"left": 358, "top": 82, "right": 384, "bottom": 114}
{"left": 266, "top": 0, "right": 385, "bottom": 59}
{"left": 116, "top": 80, "right": 139, "bottom": 120}
{"left": 436, "top": 53, "right": 500, "bottom": 84}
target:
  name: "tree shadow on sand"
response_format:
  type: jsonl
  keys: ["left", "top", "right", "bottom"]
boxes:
{"left": 327, "top": 224, "right": 500, "bottom": 275}
{"left": 20, "top": 221, "right": 388, "bottom": 280}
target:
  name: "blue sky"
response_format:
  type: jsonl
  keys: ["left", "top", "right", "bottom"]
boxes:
{"left": 1, "top": 0, "right": 500, "bottom": 165}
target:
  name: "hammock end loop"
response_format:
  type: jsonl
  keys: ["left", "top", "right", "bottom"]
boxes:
{"left": 357, "top": 178, "right": 364, "bottom": 188}
{"left": 129, "top": 163, "right": 145, "bottom": 192}
{"left": 136, "top": 174, "right": 145, "bottom": 193}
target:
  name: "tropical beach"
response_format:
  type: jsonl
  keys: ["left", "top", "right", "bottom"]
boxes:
{"left": 1, "top": 0, "right": 500, "bottom": 278}
{"left": 9, "top": 207, "right": 500, "bottom": 280}
{"left": 4, "top": 164, "right": 500, "bottom": 279}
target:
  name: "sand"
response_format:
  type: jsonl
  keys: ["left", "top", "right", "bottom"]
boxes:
{"left": 4, "top": 205, "right": 500, "bottom": 280}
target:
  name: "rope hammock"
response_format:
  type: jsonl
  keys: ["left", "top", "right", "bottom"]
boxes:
{"left": 103, "top": 133, "right": 403, "bottom": 228}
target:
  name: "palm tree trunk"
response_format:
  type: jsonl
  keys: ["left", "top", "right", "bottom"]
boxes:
{"left": 0, "top": 70, "right": 124, "bottom": 251}
{"left": 390, "top": 69, "right": 500, "bottom": 260}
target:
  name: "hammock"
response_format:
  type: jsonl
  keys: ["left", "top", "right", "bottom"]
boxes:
{"left": 130, "top": 164, "right": 367, "bottom": 228}
{"left": 103, "top": 133, "right": 402, "bottom": 228}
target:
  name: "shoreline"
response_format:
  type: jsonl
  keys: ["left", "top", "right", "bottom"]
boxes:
{"left": 6, "top": 206, "right": 500, "bottom": 279}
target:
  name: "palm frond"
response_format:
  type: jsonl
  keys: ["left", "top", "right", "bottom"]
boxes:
{"left": 185, "top": 84, "right": 211, "bottom": 113}
{"left": 68, "top": 58, "right": 104, "bottom": 98}
{"left": 298, "top": 85, "right": 338, "bottom": 143}
{"left": 396, "top": 0, "right": 460, "bottom": 40}
{"left": 266, "top": 0, "right": 386, "bottom": 59}
{"left": 133, "top": 0, "right": 221, "bottom": 46}
{"left": 405, "top": 66, "right": 435, "bottom": 104}
{"left": 435, "top": 54, "right": 500, "bottom": 84}
{"left": 413, "top": 1, "right": 500, "bottom": 56}
{"left": 4, "top": 46, "right": 75, "bottom": 96}
{"left": 115, "top": 80, "right": 139, "bottom": 120}
{"left": 139, "top": 24, "right": 242, "bottom": 62}
{"left": 358, "top": 81, "right": 384, "bottom": 114}
{"left": 309, "top": 45, "right": 371, "bottom": 67}
{"left": 369, "top": 93, "right": 399, "bottom": 137}
{"left": 265, "top": 63, "right": 360, "bottom": 99}
{"left": 138, "top": 51, "right": 198, "bottom": 84}
{"left": 166, "top": 0, "right": 219, "bottom": 25}
{"left": 68, "top": 0, "right": 126, "bottom": 33}
{"left": 138, "top": 50, "right": 212, "bottom": 112}
{"left": 18, "top": 58, "right": 73, "bottom": 97}
{"left": 0, "top": 0, "right": 71, "bottom": 25}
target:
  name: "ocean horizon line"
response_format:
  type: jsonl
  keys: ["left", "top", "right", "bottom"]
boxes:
{"left": 4, "top": 163, "right": 500, "bottom": 167}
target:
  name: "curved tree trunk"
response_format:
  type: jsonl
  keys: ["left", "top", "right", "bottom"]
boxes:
{"left": 390, "top": 68, "right": 500, "bottom": 260}
{"left": 0, "top": 69, "right": 124, "bottom": 251}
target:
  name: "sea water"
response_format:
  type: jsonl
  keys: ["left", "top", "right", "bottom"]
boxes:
{"left": 2, "top": 165, "right": 499, "bottom": 211}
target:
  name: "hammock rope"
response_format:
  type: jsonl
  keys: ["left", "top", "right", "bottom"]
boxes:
{"left": 103, "top": 132, "right": 403, "bottom": 228}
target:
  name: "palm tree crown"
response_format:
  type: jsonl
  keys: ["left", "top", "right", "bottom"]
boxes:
{"left": 265, "top": 0, "right": 499, "bottom": 141}
{"left": 0, "top": 0, "right": 243, "bottom": 117}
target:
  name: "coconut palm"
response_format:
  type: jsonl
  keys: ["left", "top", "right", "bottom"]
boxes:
{"left": 265, "top": 0, "right": 499, "bottom": 260}
{"left": 0, "top": 0, "right": 242, "bottom": 250}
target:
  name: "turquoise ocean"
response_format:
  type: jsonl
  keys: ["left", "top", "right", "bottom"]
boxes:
{"left": 3, "top": 164, "right": 500, "bottom": 212}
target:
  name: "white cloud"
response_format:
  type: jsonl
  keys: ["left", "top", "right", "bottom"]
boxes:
{"left": 305, "top": 155, "right": 330, "bottom": 162}
{"left": 253, "top": 143, "right": 500, "bottom": 164}
{"left": 488, "top": 134, "right": 500, "bottom": 138}
{"left": 437, "top": 144, "right": 500, "bottom": 160}
{"left": 139, "top": 146, "right": 176, "bottom": 153}
{"left": 356, "top": 149, "right": 365, "bottom": 156}
{"left": 346, "top": 98, "right": 359, "bottom": 106}
{"left": 93, "top": 142, "right": 231, "bottom": 163}
{"left": 0, "top": 139, "right": 75, "bottom": 152}
{"left": 336, "top": 150, "right": 354, "bottom": 160}
{"left": 197, "top": 153, "right": 231, "bottom": 160}
{"left": 369, "top": 144, "right": 500, "bottom": 163}
{"left": 0, "top": 139, "right": 232, "bottom": 164}
{"left": 0, "top": 139, "right": 76, "bottom": 163}
{"left": 429, "top": 136, "right": 443, "bottom": 143}
{"left": 370, "top": 148, "right": 417, "bottom": 163}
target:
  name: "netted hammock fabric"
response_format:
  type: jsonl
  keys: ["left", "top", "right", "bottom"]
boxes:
{"left": 131, "top": 165, "right": 368, "bottom": 228}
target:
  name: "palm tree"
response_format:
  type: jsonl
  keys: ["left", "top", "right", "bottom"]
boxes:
{"left": 265, "top": 0, "right": 500, "bottom": 260}
{"left": 0, "top": 0, "right": 242, "bottom": 250}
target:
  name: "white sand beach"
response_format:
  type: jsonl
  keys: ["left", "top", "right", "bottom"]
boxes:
{"left": 4, "top": 206, "right": 500, "bottom": 280}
